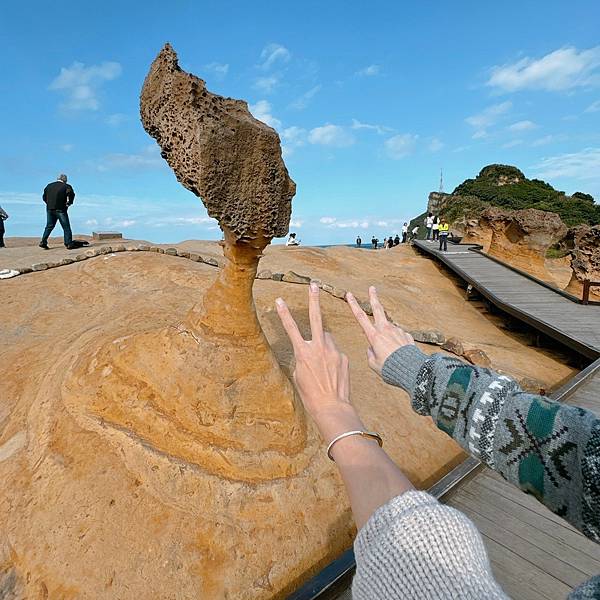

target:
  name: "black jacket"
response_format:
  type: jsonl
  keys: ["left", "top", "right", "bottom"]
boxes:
{"left": 43, "top": 181, "right": 75, "bottom": 210}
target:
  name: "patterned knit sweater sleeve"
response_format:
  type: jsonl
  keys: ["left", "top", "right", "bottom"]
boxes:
{"left": 381, "top": 345, "right": 600, "bottom": 543}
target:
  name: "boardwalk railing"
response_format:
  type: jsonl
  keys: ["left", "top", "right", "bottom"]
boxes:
{"left": 583, "top": 280, "right": 600, "bottom": 305}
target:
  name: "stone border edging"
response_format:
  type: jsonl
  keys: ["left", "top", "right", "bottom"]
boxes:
{"left": 2, "top": 243, "right": 518, "bottom": 382}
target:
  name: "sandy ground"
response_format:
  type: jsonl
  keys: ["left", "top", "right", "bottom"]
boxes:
{"left": 0, "top": 238, "right": 577, "bottom": 598}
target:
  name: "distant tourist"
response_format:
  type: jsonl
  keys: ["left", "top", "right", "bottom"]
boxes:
{"left": 286, "top": 232, "right": 300, "bottom": 246}
{"left": 438, "top": 217, "right": 449, "bottom": 251}
{"left": 432, "top": 215, "right": 440, "bottom": 241}
{"left": 424, "top": 213, "right": 434, "bottom": 241}
{"left": 356, "top": 236, "right": 362, "bottom": 248}
{"left": 40, "top": 174, "right": 76, "bottom": 250}
{"left": 401, "top": 222, "right": 408, "bottom": 243}
{"left": 371, "top": 236, "right": 378, "bottom": 249}
{"left": 0, "top": 205, "right": 8, "bottom": 248}
{"left": 411, "top": 225, "right": 419, "bottom": 240}
{"left": 387, "top": 236, "right": 394, "bottom": 249}
{"left": 275, "top": 285, "right": 600, "bottom": 600}
{"left": 394, "top": 233, "right": 400, "bottom": 246}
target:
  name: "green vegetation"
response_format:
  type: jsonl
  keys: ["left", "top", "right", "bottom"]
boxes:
{"left": 447, "top": 164, "right": 600, "bottom": 227}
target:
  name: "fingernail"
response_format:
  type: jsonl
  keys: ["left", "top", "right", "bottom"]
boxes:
{"left": 310, "top": 282, "right": 318, "bottom": 292}
{"left": 275, "top": 298, "right": 285, "bottom": 307}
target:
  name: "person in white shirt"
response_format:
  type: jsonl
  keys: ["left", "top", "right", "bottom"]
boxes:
{"left": 411, "top": 225, "right": 419, "bottom": 240}
{"left": 286, "top": 232, "right": 300, "bottom": 246}
{"left": 432, "top": 216, "right": 440, "bottom": 241}
{"left": 401, "top": 222, "right": 408, "bottom": 243}
{"left": 424, "top": 213, "right": 434, "bottom": 241}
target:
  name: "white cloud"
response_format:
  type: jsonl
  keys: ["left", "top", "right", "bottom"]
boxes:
{"left": 508, "top": 120, "right": 537, "bottom": 131}
{"left": 465, "top": 101, "right": 512, "bottom": 138}
{"left": 585, "top": 99, "right": 600, "bottom": 113}
{"left": 249, "top": 100, "right": 281, "bottom": 129}
{"left": 60, "top": 144, "right": 74, "bottom": 152}
{"left": 289, "top": 85, "right": 321, "bottom": 110}
{"left": 351, "top": 118, "right": 392, "bottom": 135}
{"left": 502, "top": 139, "right": 523, "bottom": 148}
{"left": 532, "top": 135, "right": 555, "bottom": 147}
{"left": 384, "top": 133, "right": 418, "bottom": 159}
{"left": 259, "top": 43, "right": 291, "bottom": 70}
{"left": 356, "top": 65, "right": 381, "bottom": 77}
{"left": 532, "top": 147, "right": 600, "bottom": 179}
{"left": 289, "top": 219, "right": 303, "bottom": 228}
{"left": 320, "top": 216, "right": 337, "bottom": 224}
{"left": 105, "top": 113, "right": 128, "bottom": 127}
{"left": 85, "top": 219, "right": 98, "bottom": 226}
{"left": 428, "top": 138, "right": 444, "bottom": 152}
{"left": 308, "top": 124, "right": 354, "bottom": 147}
{"left": 487, "top": 46, "right": 600, "bottom": 92}
{"left": 49, "top": 61, "right": 122, "bottom": 111}
{"left": 94, "top": 145, "right": 165, "bottom": 172}
{"left": 281, "top": 126, "right": 307, "bottom": 156}
{"left": 253, "top": 76, "right": 279, "bottom": 93}
{"left": 203, "top": 62, "right": 229, "bottom": 78}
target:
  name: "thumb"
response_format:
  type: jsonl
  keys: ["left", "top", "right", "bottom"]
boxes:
{"left": 366, "top": 347, "right": 380, "bottom": 373}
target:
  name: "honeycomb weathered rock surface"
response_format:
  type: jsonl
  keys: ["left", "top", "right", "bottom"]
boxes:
{"left": 140, "top": 43, "right": 295, "bottom": 243}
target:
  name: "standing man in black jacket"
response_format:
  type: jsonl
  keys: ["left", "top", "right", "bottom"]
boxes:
{"left": 40, "top": 174, "right": 75, "bottom": 249}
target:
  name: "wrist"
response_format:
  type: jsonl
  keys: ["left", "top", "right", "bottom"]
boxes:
{"left": 311, "top": 403, "right": 365, "bottom": 444}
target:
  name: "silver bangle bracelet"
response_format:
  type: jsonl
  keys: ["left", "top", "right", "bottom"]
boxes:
{"left": 326, "top": 430, "right": 383, "bottom": 461}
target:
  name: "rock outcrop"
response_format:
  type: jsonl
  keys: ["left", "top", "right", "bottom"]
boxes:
{"left": 140, "top": 43, "right": 294, "bottom": 243}
{"left": 480, "top": 207, "right": 567, "bottom": 281}
{"left": 564, "top": 225, "right": 600, "bottom": 300}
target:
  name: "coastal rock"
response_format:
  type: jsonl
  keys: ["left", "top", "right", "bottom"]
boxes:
{"left": 165, "top": 247, "right": 178, "bottom": 256}
{"left": 189, "top": 253, "right": 202, "bottom": 262}
{"left": 519, "top": 377, "right": 547, "bottom": 395}
{"left": 409, "top": 329, "right": 446, "bottom": 345}
{"left": 463, "top": 348, "right": 492, "bottom": 367}
{"left": 271, "top": 272, "right": 284, "bottom": 281}
{"left": 31, "top": 263, "right": 48, "bottom": 271}
{"left": 256, "top": 269, "right": 272, "bottom": 280}
{"left": 331, "top": 287, "right": 347, "bottom": 299}
{"left": 282, "top": 271, "right": 311, "bottom": 284}
{"left": 177, "top": 250, "right": 190, "bottom": 259}
{"left": 0, "top": 269, "right": 19, "bottom": 279}
{"left": 321, "top": 283, "right": 334, "bottom": 293}
{"left": 203, "top": 257, "right": 219, "bottom": 267}
{"left": 113, "top": 245, "right": 127, "bottom": 252}
{"left": 99, "top": 246, "right": 113, "bottom": 255}
{"left": 140, "top": 43, "right": 295, "bottom": 243}
{"left": 480, "top": 207, "right": 567, "bottom": 281}
{"left": 60, "top": 258, "right": 75, "bottom": 266}
{"left": 563, "top": 225, "right": 600, "bottom": 300}
{"left": 441, "top": 336, "right": 464, "bottom": 356}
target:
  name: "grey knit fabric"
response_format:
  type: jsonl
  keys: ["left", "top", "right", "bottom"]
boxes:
{"left": 353, "top": 491, "right": 508, "bottom": 599}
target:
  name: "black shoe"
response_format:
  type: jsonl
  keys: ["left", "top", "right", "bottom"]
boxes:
{"left": 39, "top": 242, "right": 49, "bottom": 249}
{"left": 65, "top": 244, "right": 77, "bottom": 250}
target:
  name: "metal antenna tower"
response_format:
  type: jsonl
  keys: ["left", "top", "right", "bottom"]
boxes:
{"left": 439, "top": 168, "right": 444, "bottom": 193}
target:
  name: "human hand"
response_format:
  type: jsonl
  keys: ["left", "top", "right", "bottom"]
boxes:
{"left": 276, "top": 283, "right": 364, "bottom": 441}
{"left": 346, "top": 286, "right": 414, "bottom": 375}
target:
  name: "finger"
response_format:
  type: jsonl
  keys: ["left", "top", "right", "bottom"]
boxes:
{"left": 366, "top": 347, "right": 379, "bottom": 372}
{"left": 323, "top": 331, "right": 338, "bottom": 350}
{"left": 275, "top": 298, "right": 305, "bottom": 350}
{"left": 308, "top": 282, "right": 324, "bottom": 345}
{"left": 346, "top": 291, "right": 376, "bottom": 339}
{"left": 368, "top": 286, "right": 387, "bottom": 327}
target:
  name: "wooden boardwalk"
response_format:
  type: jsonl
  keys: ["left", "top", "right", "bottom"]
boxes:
{"left": 413, "top": 239, "right": 600, "bottom": 359}
{"left": 290, "top": 242, "right": 600, "bottom": 600}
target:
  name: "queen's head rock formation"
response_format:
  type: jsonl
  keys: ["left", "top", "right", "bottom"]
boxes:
{"left": 63, "top": 43, "right": 312, "bottom": 483}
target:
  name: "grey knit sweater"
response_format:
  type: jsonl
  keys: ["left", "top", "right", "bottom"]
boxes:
{"left": 352, "top": 345, "right": 600, "bottom": 599}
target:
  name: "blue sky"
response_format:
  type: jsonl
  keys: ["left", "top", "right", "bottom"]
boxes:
{"left": 1, "top": 0, "right": 599, "bottom": 245}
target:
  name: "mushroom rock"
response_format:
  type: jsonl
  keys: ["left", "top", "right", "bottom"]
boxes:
{"left": 63, "top": 42, "right": 311, "bottom": 483}
{"left": 480, "top": 207, "right": 567, "bottom": 281}
{"left": 564, "top": 225, "right": 600, "bottom": 300}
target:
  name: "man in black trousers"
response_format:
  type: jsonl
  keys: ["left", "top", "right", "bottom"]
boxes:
{"left": 40, "top": 174, "right": 76, "bottom": 249}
